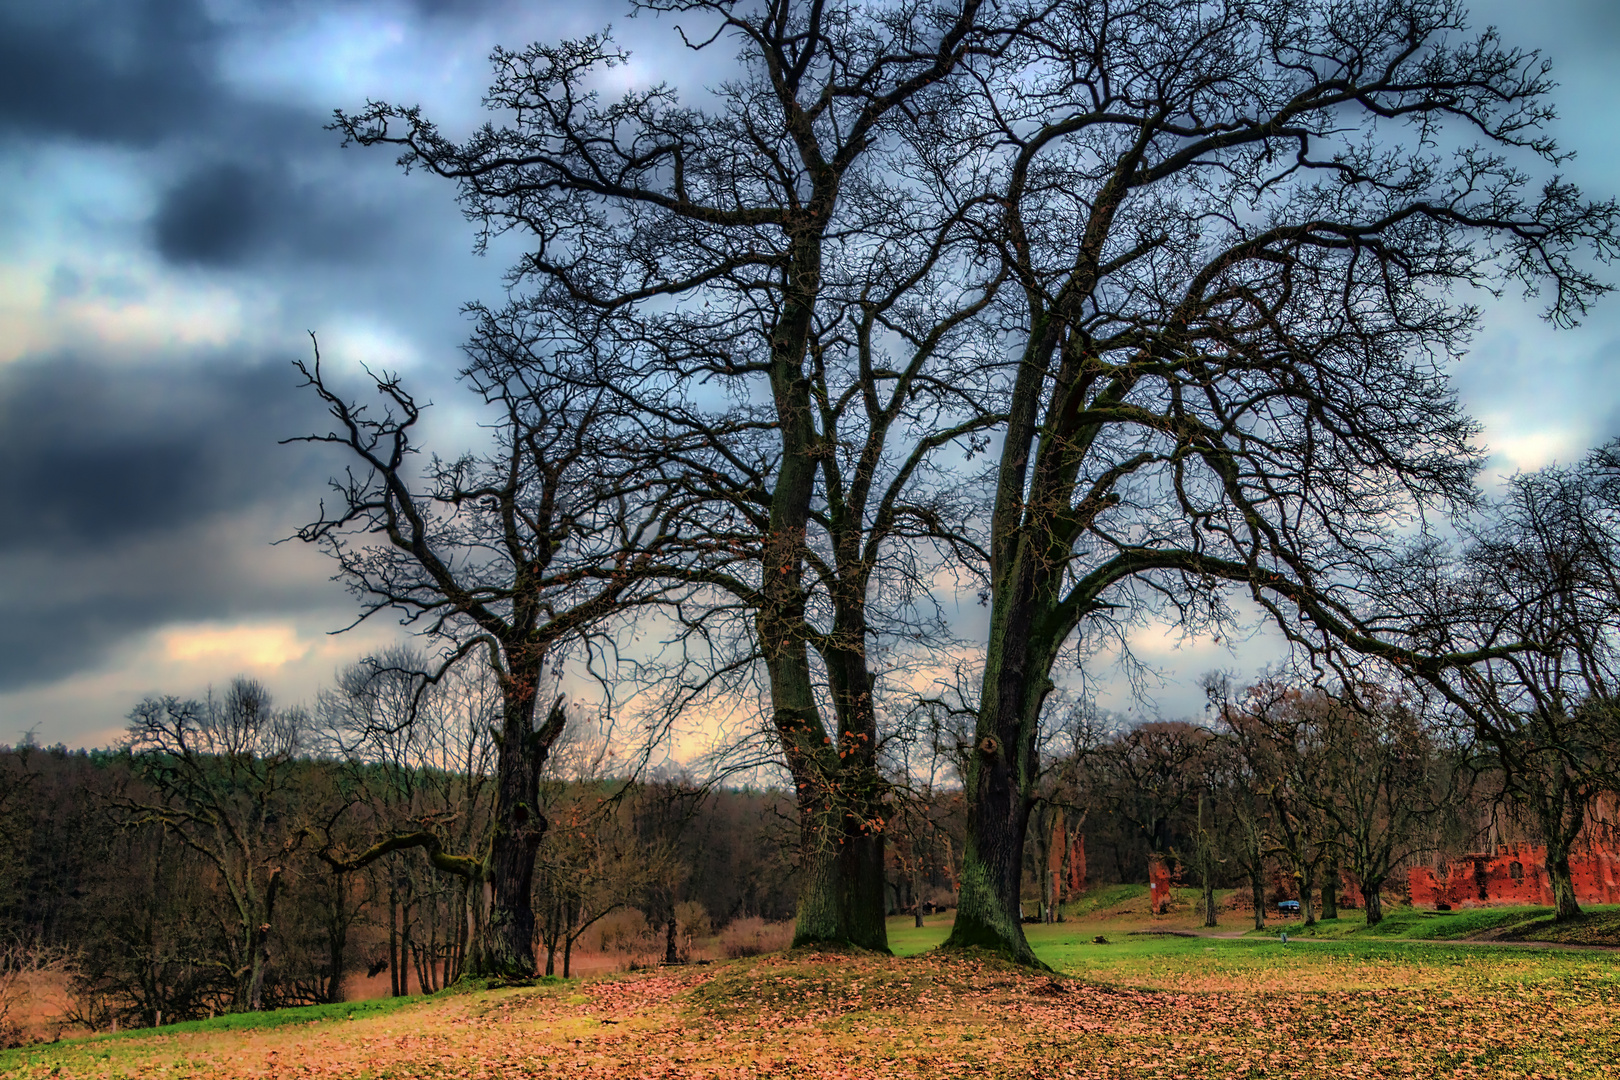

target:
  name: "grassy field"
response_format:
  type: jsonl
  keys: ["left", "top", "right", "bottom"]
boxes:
{"left": 6, "top": 909, "right": 1618, "bottom": 1080}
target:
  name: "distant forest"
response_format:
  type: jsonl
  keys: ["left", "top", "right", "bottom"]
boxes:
{"left": 3, "top": 669, "right": 1611, "bottom": 1037}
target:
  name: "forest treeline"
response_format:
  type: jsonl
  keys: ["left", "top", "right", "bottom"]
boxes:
{"left": 3, "top": 663, "right": 1613, "bottom": 1037}
{"left": 0, "top": 714, "right": 802, "bottom": 1033}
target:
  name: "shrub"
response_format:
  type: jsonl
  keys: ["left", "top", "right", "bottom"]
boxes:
{"left": 676, "top": 901, "right": 713, "bottom": 941}
{"left": 589, "top": 909, "right": 651, "bottom": 954}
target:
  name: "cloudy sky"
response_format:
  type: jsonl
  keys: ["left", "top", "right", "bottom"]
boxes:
{"left": 2, "top": 0, "right": 1617, "bottom": 749}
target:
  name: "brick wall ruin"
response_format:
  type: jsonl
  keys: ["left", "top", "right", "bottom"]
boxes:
{"left": 1147, "top": 853, "right": 1173, "bottom": 914}
{"left": 1408, "top": 839, "right": 1620, "bottom": 908}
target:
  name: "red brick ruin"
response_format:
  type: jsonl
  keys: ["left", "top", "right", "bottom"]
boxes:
{"left": 1407, "top": 799, "right": 1620, "bottom": 909}
{"left": 1147, "top": 853, "right": 1172, "bottom": 914}
{"left": 1067, "top": 833, "right": 1087, "bottom": 894}
{"left": 1409, "top": 839, "right": 1620, "bottom": 908}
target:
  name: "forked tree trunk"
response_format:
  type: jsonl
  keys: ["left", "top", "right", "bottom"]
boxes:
{"left": 544, "top": 898, "right": 559, "bottom": 976}
{"left": 944, "top": 568, "right": 1056, "bottom": 966}
{"left": 240, "top": 868, "right": 282, "bottom": 1012}
{"left": 773, "top": 632, "right": 889, "bottom": 953}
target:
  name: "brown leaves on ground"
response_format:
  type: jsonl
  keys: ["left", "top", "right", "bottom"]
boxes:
{"left": 10, "top": 949, "right": 1618, "bottom": 1079}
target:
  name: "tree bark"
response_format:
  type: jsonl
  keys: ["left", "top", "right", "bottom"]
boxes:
{"left": 242, "top": 867, "right": 281, "bottom": 1012}
{"left": 562, "top": 902, "right": 576, "bottom": 978}
{"left": 944, "top": 574, "right": 1057, "bottom": 966}
{"left": 1547, "top": 845, "right": 1583, "bottom": 921}
{"left": 1364, "top": 878, "right": 1385, "bottom": 926}
{"left": 1250, "top": 868, "right": 1266, "bottom": 932}
{"left": 398, "top": 903, "right": 412, "bottom": 996}
{"left": 912, "top": 854, "right": 925, "bottom": 928}
{"left": 388, "top": 883, "right": 400, "bottom": 997}
{"left": 1320, "top": 859, "right": 1339, "bottom": 920}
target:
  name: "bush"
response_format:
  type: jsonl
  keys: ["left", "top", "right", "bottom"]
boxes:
{"left": 676, "top": 901, "right": 713, "bottom": 941}
{"left": 718, "top": 917, "right": 793, "bottom": 958}
{"left": 589, "top": 909, "right": 652, "bottom": 954}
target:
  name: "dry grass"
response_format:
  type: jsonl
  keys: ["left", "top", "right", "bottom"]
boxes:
{"left": 717, "top": 916, "right": 795, "bottom": 958}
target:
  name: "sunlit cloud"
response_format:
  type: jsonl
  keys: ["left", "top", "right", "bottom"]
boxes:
{"left": 159, "top": 621, "right": 313, "bottom": 669}
{"left": 1482, "top": 426, "right": 1584, "bottom": 474}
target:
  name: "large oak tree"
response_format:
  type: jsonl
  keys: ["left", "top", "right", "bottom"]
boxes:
{"left": 331, "top": 0, "right": 1017, "bottom": 951}
{"left": 935, "top": 0, "right": 1618, "bottom": 962}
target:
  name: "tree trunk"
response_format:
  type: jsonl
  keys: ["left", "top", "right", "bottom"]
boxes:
{"left": 1547, "top": 845, "right": 1583, "bottom": 921}
{"left": 795, "top": 624, "right": 890, "bottom": 952}
{"left": 243, "top": 867, "right": 281, "bottom": 1012}
{"left": 1299, "top": 868, "right": 1317, "bottom": 927}
{"left": 450, "top": 881, "right": 467, "bottom": 984}
{"left": 1320, "top": 860, "right": 1339, "bottom": 921}
{"left": 398, "top": 904, "right": 412, "bottom": 996}
{"left": 947, "top": 367, "right": 1078, "bottom": 966}
{"left": 1203, "top": 875, "right": 1217, "bottom": 929}
{"left": 326, "top": 876, "right": 347, "bottom": 1003}
{"left": 664, "top": 916, "right": 679, "bottom": 965}
{"left": 389, "top": 883, "right": 400, "bottom": 997}
{"left": 1250, "top": 867, "right": 1265, "bottom": 932}
{"left": 544, "top": 897, "right": 558, "bottom": 977}
{"left": 465, "top": 682, "right": 563, "bottom": 978}
{"left": 1364, "top": 879, "right": 1385, "bottom": 926}
{"left": 949, "top": 789, "right": 1040, "bottom": 965}
{"left": 912, "top": 856, "right": 925, "bottom": 928}
{"left": 756, "top": 232, "right": 887, "bottom": 955}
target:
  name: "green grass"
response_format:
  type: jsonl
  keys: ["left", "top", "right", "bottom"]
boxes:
{"left": 885, "top": 915, "right": 952, "bottom": 957}
{"left": 885, "top": 907, "right": 1620, "bottom": 993}
{"left": 1496, "top": 905, "right": 1620, "bottom": 945}
{"left": 1246, "top": 902, "right": 1620, "bottom": 945}
{"left": 0, "top": 992, "right": 430, "bottom": 1069}
{"left": 1062, "top": 882, "right": 1148, "bottom": 916}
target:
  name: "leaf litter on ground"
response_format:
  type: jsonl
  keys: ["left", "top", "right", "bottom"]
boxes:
{"left": 6, "top": 942, "right": 1618, "bottom": 1079}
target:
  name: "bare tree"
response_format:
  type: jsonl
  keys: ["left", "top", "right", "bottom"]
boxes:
{"left": 291, "top": 324, "right": 674, "bottom": 977}
{"left": 936, "top": 0, "right": 1619, "bottom": 962}
{"left": 1401, "top": 449, "right": 1620, "bottom": 918}
{"left": 318, "top": 650, "right": 500, "bottom": 991}
{"left": 1218, "top": 682, "right": 1338, "bottom": 926}
{"left": 121, "top": 678, "right": 309, "bottom": 1011}
{"left": 330, "top": 0, "right": 1018, "bottom": 952}
{"left": 1316, "top": 685, "right": 1460, "bottom": 926}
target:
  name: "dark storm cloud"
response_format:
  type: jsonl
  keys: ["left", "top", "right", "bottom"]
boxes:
{"left": 0, "top": 353, "right": 335, "bottom": 690}
{"left": 0, "top": 1, "right": 220, "bottom": 144}
{"left": 152, "top": 158, "right": 393, "bottom": 268}
{"left": 0, "top": 354, "right": 323, "bottom": 553}
{"left": 0, "top": 0, "right": 441, "bottom": 271}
